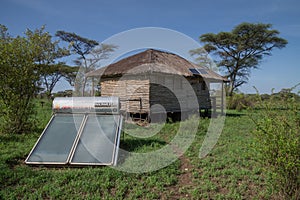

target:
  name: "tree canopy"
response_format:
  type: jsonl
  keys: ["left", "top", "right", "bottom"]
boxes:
{"left": 192, "top": 22, "right": 288, "bottom": 96}
{"left": 39, "top": 63, "right": 79, "bottom": 97}
{"left": 0, "top": 25, "right": 41, "bottom": 133}
{"left": 24, "top": 27, "right": 76, "bottom": 97}
{"left": 0, "top": 25, "right": 77, "bottom": 134}
{"left": 55, "top": 31, "right": 99, "bottom": 59}
{"left": 56, "top": 30, "right": 117, "bottom": 96}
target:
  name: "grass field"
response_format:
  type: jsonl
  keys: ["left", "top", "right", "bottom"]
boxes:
{"left": 0, "top": 101, "right": 276, "bottom": 199}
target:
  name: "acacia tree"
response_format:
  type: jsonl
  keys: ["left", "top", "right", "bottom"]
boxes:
{"left": 189, "top": 47, "right": 218, "bottom": 71}
{"left": 192, "top": 22, "right": 287, "bottom": 96}
{"left": 39, "top": 63, "right": 79, "bottom": 97}
{"left": 55, "top": 31, "right": 117, "bottom": 96}
{"left": 60, "top": 65, "right": 80, "bottom": 87}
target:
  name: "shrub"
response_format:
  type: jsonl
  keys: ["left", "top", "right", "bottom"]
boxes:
{"left": 0, "top": 33, "right": 39, "bottom": 134}
{"left": 251, "top": 87, "right": 300, "bottom": 199}
{"left": 227, "top": 93, "right": 256, "bottom": 111}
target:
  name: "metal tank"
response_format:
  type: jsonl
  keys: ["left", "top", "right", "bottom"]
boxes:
{"left": 52, "top": 96, "right": 120, "bottom": 114}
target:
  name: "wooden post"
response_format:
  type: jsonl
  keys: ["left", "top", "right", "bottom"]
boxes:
{"left": 212, "top": 96, "right": 216, "bottom": 115}
{"left": 221, "top": 82, "right": 224, "bottom": 115}
{"left": 92, "top": 77, "right": 94, "bottom": 96}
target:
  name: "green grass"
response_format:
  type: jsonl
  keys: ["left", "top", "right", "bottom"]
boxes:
{"left": 186, "top": 113, "right": 271, "bottom": 199}
{"left": 0, "top": 105, "right": 276, "bottom": 199}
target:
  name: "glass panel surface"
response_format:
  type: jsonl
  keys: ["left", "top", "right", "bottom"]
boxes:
{"left": 26, "top": 114, "right": 84, "bottom": 163}
{"left": 198, "top": 68, "right": 208, "bottom": 74}
{"left": 71, "top": 115, "right": 120, "bottom": 165}
{"left": 189, "top": 68, "right": 200, "bottom": 75}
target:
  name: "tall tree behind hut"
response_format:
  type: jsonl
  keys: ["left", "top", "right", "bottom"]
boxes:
{"left": 191, "top": 22, "right": 287, "bottom": 96}
{"left": 55, "top": 31, "right": 117, "bottom": 96}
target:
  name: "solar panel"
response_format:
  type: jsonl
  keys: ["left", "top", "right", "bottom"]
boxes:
{"left": 25, "top": 97, "right": 122, "bottom": 166}
{"left": 189, "top": 68, "right": 200, "bottom": 75}
{"left": 197, "top": 68, "right": 208, "bottom": 74}
{"left": 25, "top": 114, "right": 85, "bottom": 164}
{"left": 70, "top": 115, "right": 121, "bottom": 165}
{"left": 189, "top": 68, "right": 209, "bottom": 75}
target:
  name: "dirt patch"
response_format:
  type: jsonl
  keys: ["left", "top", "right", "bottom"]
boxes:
{"left": 163, "top": 155, "right": 196, "bottom": 199}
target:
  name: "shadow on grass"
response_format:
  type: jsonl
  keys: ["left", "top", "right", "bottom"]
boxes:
{"left": 120, "top": 138, "right": 167, "bottom": 152}
{"left": 117, "top": 138, "right": 168, "bottom": 167}
{"left": 225, "top": 112, "right": 246, "bottom": 117}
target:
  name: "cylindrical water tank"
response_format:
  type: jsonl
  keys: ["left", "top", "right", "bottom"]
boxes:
{"left": 52, "top": 96, "right": 120, "bottom": 114}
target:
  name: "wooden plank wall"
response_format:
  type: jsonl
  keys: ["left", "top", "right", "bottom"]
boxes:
{"left": 149, "top": 75, "right": 211, "bottom": 113}
{"left": 189, "top": 77, "right": 212, "bottom": 109}
{"left": 101, "top": 76, "right": 150, "bottom": 113}
{"left": 101, "top": 73, "right": 212, "bottom": 115}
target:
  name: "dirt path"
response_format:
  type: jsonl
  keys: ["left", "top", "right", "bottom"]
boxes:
{"left": 163, "top": 155, "right": 196, "bottom": 199}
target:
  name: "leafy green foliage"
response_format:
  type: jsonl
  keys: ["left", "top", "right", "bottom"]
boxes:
{"left": 251, "top": 86, "right": 300, "bottom": 199}
{"left": 26, "top": 26, "right": 73, "bottom": 97}
{"left": 192, "top": 22, "right": 288, "bottom": 96}
{"left": 0, "top": 26, "right": 40, "bottom": 134}
{"left": 26, "top": 26, "right": 69, "bottom": 65}
{"left": 227, "top": 93, "right": 256, "bottom": 111}
{"left": 55, "top": 30, "right": 99, "bottom": 57}
{"left": 39, "top": 63, "right": 78, "bottom": 98}
{"left": 0, "top": 25, "right": 75, "bottom": 133}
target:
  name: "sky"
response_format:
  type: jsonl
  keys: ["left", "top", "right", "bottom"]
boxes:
{"left": 1, "top": 0, "right": 300, "bottom": 94}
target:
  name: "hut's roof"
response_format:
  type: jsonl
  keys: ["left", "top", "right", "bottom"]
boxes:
{"left": 86, "top": 49, "right": 227, "bottom": 81}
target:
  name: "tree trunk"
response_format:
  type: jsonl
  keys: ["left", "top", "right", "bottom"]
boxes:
{"left": 81, "top": 59, "right": 88, "bottom": 96}
{"left": 228, "top": 80, "right": 234, "bottom": 96}
{"left": 228, "top": 68, "right": 238, "bottom": 96}
{"left": 82, "top": 77, "right": 87, "bottom": 96}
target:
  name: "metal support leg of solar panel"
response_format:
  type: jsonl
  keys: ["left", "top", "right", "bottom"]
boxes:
{"left": 25, "top": 97, "right": 123, "bottom": 166}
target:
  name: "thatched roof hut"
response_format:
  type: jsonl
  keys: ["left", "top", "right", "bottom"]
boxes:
{"left": 87, "top": 49, "right": 226, "bottom": 81}
{"left": 87, "top": 49, "right": 226, "bottom": 121}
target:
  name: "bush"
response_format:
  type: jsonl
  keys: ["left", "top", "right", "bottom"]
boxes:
{"left": 227, "top": 93, "right": 256, "bottom": 111}
{"left": 0, "top": 99, "right": 37, "bottom": 135}
{"left": 251, "top": 87, "right": 300, "bottom": 199}
{"left": 0, "top": 34, "right": 39, "bottom": 134}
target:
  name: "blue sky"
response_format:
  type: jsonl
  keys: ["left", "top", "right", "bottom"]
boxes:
{"left": 1, "top": 0, "right": 300, "bottom": 94}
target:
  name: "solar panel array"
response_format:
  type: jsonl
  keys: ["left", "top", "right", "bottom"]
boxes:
{"left": 25, "top": 97, "right": 122, "bottom": 166}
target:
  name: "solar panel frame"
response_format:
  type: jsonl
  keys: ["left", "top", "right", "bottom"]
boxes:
{"left": 65, "top": 115, "right": 88, "bottom": 164}
{"left": 69, "top": 114, "right": 122, "bottom": 166}
{"left": 25, "top": 114, "right": 86, "bottom": 165}
{"left": 113, "top": 116, "right": 123, "bottom": 166}
{"left": 25, "top": 114, "right": 55, "bottom": 165}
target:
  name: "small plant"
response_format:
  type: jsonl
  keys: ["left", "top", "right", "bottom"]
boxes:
{"left": 250, "top": 85, "right": 300, "bottom": 199}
